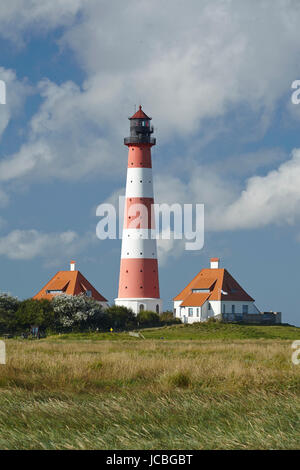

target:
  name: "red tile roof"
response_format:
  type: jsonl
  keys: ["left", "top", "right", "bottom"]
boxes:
{"left": 33, "top": 270, "right": 107, "bottom": 302}
{"left": 180, "top": 292, "right": 210, "bottom": 307}
{"left": 174, "top": 267, "right": 254, "bottom": 306}
{"left": 130, "top": 105, "right": 151, "bottom": 120}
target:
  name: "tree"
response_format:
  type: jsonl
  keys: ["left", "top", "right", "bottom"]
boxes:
{"left": 0, "top": 293, "right": 20, "bottom": 333}
{"left": 106, "top": 305, "right": 137, "bottom": 330}
{"left": 52, "top": 294, "right": 108, "bottom": 331}
{"left": 15, "top": 299, "right": 54, "bottom": 331}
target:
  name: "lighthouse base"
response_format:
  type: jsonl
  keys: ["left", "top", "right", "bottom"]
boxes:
{"left": 115, "top": 298, "right": 163, "bottom": 315}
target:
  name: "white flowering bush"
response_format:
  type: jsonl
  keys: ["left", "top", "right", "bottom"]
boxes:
{"left": 52, "top": 294, "right": 107, "bottom": 331}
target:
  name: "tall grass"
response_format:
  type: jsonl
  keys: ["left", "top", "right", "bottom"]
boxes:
{"left": 0, "top": 337, "right": 299, "bottom": 449}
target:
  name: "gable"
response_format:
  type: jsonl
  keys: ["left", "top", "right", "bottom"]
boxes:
{"left": 174, "top": 267, "right": 254, "bottom": 304}
{"left": 33, "top": 270, "right": 107, "bottom": 302}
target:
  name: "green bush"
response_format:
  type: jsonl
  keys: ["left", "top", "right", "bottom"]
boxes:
{"left": 0, "top": 293, "right": 20, "bottom": 334}
{"left": 15, "top": 299, "right": 54, "bottom": 332}
{"left": 137, "top": 310, "right": 160, "bottom": 327}
{"left": 106, "top": 305, "right": 137, "bottom": 331}
{"left": 160, "top": 311, "right": 181, "bottom": 325}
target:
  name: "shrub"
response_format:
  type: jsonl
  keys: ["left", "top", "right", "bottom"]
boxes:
{"left": 52, "top": 294, "right": 108, "bottom": 331}
{"left": 0, "top": 293, "right": 20, "bottom": 334}
{"left": 106, "top": 305, "right": 137, "bottom": 331}
{"left": 137, "top": 310, "right": 160, "bottom": 327}
{"left": 206, "top": 316, "right": 221, "bottom": 324}
{"left": 15, "top": 299, "right": 54, "bottom": 332}
{"left": 160, "top": 311, "right": 182, "bottom": 325}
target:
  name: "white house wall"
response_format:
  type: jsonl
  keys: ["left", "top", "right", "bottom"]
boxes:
{"left": 173, "top": 299, "right": 259, "bottom": 324}
{"left": 221, "top": 301, "right": 259, "bottom": 315}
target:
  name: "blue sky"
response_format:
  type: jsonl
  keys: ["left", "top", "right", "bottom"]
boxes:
{"left": 0, "top": 1, "right": 300, "bottom": 325}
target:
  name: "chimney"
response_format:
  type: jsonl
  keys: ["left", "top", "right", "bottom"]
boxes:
{"left": 70, "top": 260, "right": 76, "bottom": 271}
{"left": 210, "top": 257, "right": 220, "bottom": 269}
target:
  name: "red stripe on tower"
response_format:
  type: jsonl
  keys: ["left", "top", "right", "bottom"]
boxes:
{"left": 115, "top": 106, "right": 162, "bottom": 314}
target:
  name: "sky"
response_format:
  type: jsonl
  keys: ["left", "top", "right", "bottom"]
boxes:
{"left": 0, "top": 0, "right": 300, "bottom": 325}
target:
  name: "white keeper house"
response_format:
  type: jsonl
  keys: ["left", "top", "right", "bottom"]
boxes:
{"left": 173, "top": 257, "right": 263, "bottom": 324}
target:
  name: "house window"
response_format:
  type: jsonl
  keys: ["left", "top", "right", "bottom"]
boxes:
{"left": 196, "top": 308, "right": 199, "bottom": 316}
{"left": 156, "top": 304, "right": 160, "bottom": 314}
{"left": 243, "top": 305, "right": 248, "bottom": 314}
{"left": 232, "top": 305, "right": 235, "bottom": 314}
{"left": 208, "top": 303, "right": 211, "bottom": 310}
{"left": 188, "top": 308, "right": 193, "bottom": 317}
{"left": 192, "top": 289, "right": 210, "bottom": 293}
{"left": 139, "top": 304, "right": 145, "bottom": 312}
{"left": 222, "top": 304, "right": 226, "bottom": 314}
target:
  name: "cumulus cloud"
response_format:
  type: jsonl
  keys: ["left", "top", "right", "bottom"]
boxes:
{"left": 0, "top": 79, "right": 121, "bottom": 182}
{"left": 153, "top": 147, "right": 300, "bottom": 232}
{"left": 0, "top": 229, "right": 94, "bottom": 261}
{"left": 1, "top": 1, "right": 300, "bottom": 183}
{"left": 0, "top": 67, "right": 32, "bottom": 138}
{"left": 157, "top": 232, "right": 186, "bottom": 267}
{"left": 214, "top": 148, "right": 300, "bottom": 230}
{"left": 61, "top": 0, "right": 300, "bottom": 139}
{"left": 0, "top": 0, "right": 84, "bottom": 44}
{"left": 1, "top": 0, "right": 300, "bottom": 250}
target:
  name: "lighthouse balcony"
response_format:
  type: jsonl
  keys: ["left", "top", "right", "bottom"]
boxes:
{"left": 124, "top": 136, "right": 156, "bottom": 145}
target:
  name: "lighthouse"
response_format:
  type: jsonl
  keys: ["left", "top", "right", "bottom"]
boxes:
{"left": 115, "top": 106, "right": 162, "bottom": 314}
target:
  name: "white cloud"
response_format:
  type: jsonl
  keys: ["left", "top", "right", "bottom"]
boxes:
{"left": 214, "top": 148, "right": 300, "bottom": 230}
{"left": 1, "top": 1, "right": 300, "bottom": 184}
{"left": 1, "top": 0, "right": 300, "bottom": 248}
{"left": 0, "top": 67, "right": 32, "bottom": 138}
{"left": 0, "top": 1, "right": 84, "bottom": 44}
{"left": 0, "top": 229, "right": 94, "bottom": 261}
{"left": 153, "top": 147, "right": 300, "bottom": 232}
{"left": 0, "top": 79, "right": 120, "bottom": 182}
{"left": 61, "top": 0, "right": 300, "bottom": 139}
{"left": 157, "top": 231, "right": 186, "bottom": 267}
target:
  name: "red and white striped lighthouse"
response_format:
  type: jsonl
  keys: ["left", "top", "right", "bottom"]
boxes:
{"left": 115, "top": 106, "right": 162, "bottom": 314}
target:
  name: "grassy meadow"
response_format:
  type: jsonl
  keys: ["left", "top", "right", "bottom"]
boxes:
{"left": 0, "top": 323, "right": 299, "bottom": 450}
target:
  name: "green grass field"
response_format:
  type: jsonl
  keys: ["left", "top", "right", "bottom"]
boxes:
{"left": 0, "top": 323, "right": 299, "bottom": 450}
{"left": 48, "top": 321, "right": 300, "bottom": 341}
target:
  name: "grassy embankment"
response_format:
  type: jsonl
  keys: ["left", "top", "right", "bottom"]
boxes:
{"left": 0, "top": 323, "right": 299, "bottom": 450}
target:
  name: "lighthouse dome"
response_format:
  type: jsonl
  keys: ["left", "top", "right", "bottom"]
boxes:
{"left": 129, "top": 105, "right": 152, "bottom": 120}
